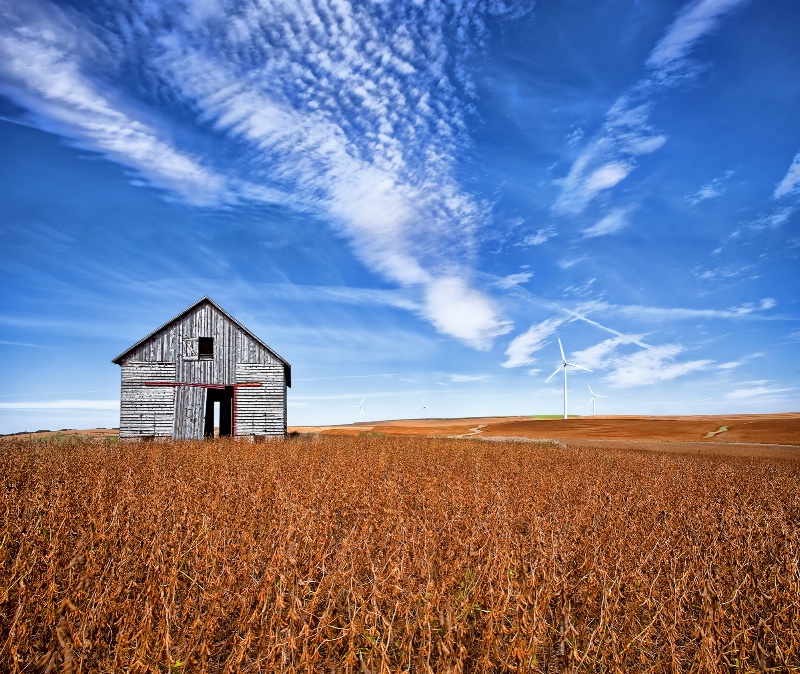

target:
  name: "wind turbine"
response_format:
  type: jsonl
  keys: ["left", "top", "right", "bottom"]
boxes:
{"left": 586, "top": 385, "right": 607, "bottom": 416}
{"left": 354, "top": 396, "right": 365, "bottom": 423}
{"left": 545, "top": 338, "right": 592, "bottom": 419}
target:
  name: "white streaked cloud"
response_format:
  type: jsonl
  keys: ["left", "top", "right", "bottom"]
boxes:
{"left": 716, "top": 352, "right": 763, "bottom": 370}
{"left": 647, "top": 0, "right": 751, "bottom": 78}
{"left": 502, "top": 317, "right": 567, "bottom": 368}
{"left": 604, "top": 344, "right": 713, "bottom": 388}
{"left": 582, "top": 207, "right": 633, "bottom": 238}
{"left": 773, "top": 151, "right": 800, "bottom": 199}
{"left": 557, "top": 255, "right": 588, "bottom": 270}
{"left": 520, "top": 227, "right": 556, "bottom": 246}
{"left": 554, "top": 0, "right": 746, "bottom": 215}
{"left": 566, "top": 329, "right": 714, "bottom": 389}
{"left": 570, "top": 334, "right": 648, "bottom": 371}
{"left": 725, "top": 382, "right": 796, "bottom": 401}
{"left": 254, "top": 283, "right": 421, "bottom": 312}
{"left": 585, "top": 162, "right": 632, "bottom": 193}
{"left": 295, "top": 373, "right": 398, "bottom": 382}
{"left": 0, "top": 400, "right": 119, "bottom": 410}
{"left": 685, "top": 170, "right": 733, "bottom": 205}
{"left": 747, "top": 205, "right": 795, "bottom": 233}
{"left": 0, "top": 5, "right": 228, "bottom": 206}
{"left": 449, "top": 374, "right": 491, "bottom": 383}
{"left": 0, "top": 340, "right": 51, "bottom": 348}
{"left": 553, "top": 100, "right": 664, "bottom": 215}
{"left": 493, "top": 272, "right": 533, "bottom": 289}
{"left": 577, "top": 299, "right": 781, "bottom": 322}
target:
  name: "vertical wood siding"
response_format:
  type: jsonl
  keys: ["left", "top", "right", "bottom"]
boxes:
{"left": 119, "top": 363, "right": 176, "bottom": 438}
{"left": 118, "top": 302, "right": 288, "bottom": 439}
{"left": 174, "top": 386, "right": 206, "bottom": 440}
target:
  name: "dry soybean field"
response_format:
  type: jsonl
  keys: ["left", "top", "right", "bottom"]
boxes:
{"left": 1, "top": 434, "right": 799, "bottom": 672}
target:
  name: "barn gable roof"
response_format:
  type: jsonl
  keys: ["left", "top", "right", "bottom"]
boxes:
{"left": 112, "top": 296, "right": 291, "bottom": 386}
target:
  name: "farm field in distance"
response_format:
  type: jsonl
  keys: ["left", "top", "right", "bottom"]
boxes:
{"left": 292, "top": 412, "right": 800, "bottom": 455}
{"left": 1, "top": 415, "right": 799, "bottom": 671}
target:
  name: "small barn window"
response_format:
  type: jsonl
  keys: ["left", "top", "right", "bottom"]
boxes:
{"left": 198, "top": 337, "right": 214, "bottom": 359}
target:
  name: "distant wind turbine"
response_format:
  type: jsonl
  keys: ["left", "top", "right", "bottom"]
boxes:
{"left": 545, "top": 338, "right": 592, "bottom": 419}
{"left": 354, "top": 396, "right": 365, "bottom": 423}
{"left": 586, "top": 385, "right": 607, "bottom": 416}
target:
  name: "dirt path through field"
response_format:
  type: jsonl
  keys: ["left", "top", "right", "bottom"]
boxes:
{"left": 291, "top": 413, "right": 800, "bottom": 458}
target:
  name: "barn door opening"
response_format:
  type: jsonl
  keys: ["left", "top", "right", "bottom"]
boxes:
{"left": 203, "top": 387, "right": 234, "bottom": 438}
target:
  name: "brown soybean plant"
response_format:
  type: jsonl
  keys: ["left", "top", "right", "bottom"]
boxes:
{"left": 0, "top": 435, "right": 798, "bottom": 672}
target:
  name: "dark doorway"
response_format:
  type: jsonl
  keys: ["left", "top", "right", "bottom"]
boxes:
{"left": 204, "top": 386, "right": 234, "bottom": 437}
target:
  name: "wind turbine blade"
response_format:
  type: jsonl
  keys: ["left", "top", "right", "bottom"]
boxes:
{"left": 588, "top": 385, "right": 595, "bottom": 396}
{"left": 566, "top": 362, "right": 592, "bottom": 373}
{"left": 545, "top": 365, "right": 563, "bottom": 382}
{"left": 360, "top": 396, "right": 366, "bottom": 406}
{"left": 587, "top": 398, "right": 593, "bottom": 407}
{"left": 598, "top": 394, "right": 608, "bottom": 398}
{"left": 557, "top": 338, "right": 566, "bottom": 362}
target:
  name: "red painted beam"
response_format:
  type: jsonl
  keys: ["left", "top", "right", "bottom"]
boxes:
{"left": 144, "top": 381, "right": 263, "bottom": 388}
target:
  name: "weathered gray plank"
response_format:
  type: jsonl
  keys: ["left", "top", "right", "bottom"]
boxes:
{"left": 174, "top": 386, "right": 206, "bottom": 440}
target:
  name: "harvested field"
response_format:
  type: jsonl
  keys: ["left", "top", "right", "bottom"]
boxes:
{"left": 2, "top": 433, "right": 799, "bottom": 672}
{"left": 294, "top": 413, "right": 800, "bottom": 459}
{"left": 296, "top": 412, "right": 800, "bottom": 444}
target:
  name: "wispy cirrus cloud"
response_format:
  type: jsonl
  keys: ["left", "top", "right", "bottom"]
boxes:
{"left": 0, "top": 0, "right": 521, "bottom": 350}
{"left": 528, "top": 298, "right": 782, "bottom": 388}
{"left": 566, "top": 331, "right": 713, "bottom": 388}
{"left": 0, "top": 340, "right": 50, "bottom": 348}
{"left": 493, "top": 272, "right": 533, "bottom": 289}
{"left": 0, "top": 2, "right": 229, "bottom": 206}
{"left": 685, "top": 170, "right": 734, "bottom": 205}
{"left": 732, "top": 151, "right": 799, "bottom": 237}
{"left": 294, "top": 373, "right": 398, "bottom": 382}
{"left": 646, "top": 0, "right": 750, "bottom": 81}
{"left": 725, "top": 381, "right": 796, "bottom": 401}
{"left": 553, "top": 0, "right": 748, "bottom": 216}
{"left": 518, "top": 227, "right": 556, "bottom": 247}
{"left": 570, "top": 334, "right": 648, "bottom": 371}
{"left": 502, "top": 317, "right": 568, "bottom": 368}
{"left": 716, "top": 352, "right": 763, "bottom": 370}
{"left": 516, "top": 300, "right": 787, "bottom": 389}
{"left": 603, "top": 344, "right": 713, "bottom": 388}
{"left": 581, "top": 207, "right": 634, "bottom": 238}
{"left": 576, "top": 298, "right": 780, "bottom": 322}
{"left": 246, "top": 283, "right": 421, "bottom": 312}
{"left": 773, "top": 151, "right": 800, "bottom": 199}
{"left": 553, "top": 98, "right": 664, "bottom": 215}
{"left": 449, "top": 374, "right": 491, "bottom": 383}
{"left": 0, "top": 400, "right": 119, "bottom": 410}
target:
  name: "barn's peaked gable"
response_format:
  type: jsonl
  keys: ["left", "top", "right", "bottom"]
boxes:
{"left": 112, "top": 296, "right": 291, "bottom": 386}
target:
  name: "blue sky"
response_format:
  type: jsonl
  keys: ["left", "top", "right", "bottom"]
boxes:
{"left": 1, "top": 0, "right": 798, "bottom": 433}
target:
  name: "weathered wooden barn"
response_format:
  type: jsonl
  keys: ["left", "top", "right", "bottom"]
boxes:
{"left": 112, "top": 297, "right": 291, "bottom": 440}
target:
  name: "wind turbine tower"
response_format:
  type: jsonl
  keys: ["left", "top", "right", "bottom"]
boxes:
{"left": 545, "top": 338, "right": 591, "bottom": 419}
{"left": 587, "top": 385, "right": 607, "bottom": 416}
{"left": 354, "top": 396, "right": 365, "bottom": 423}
